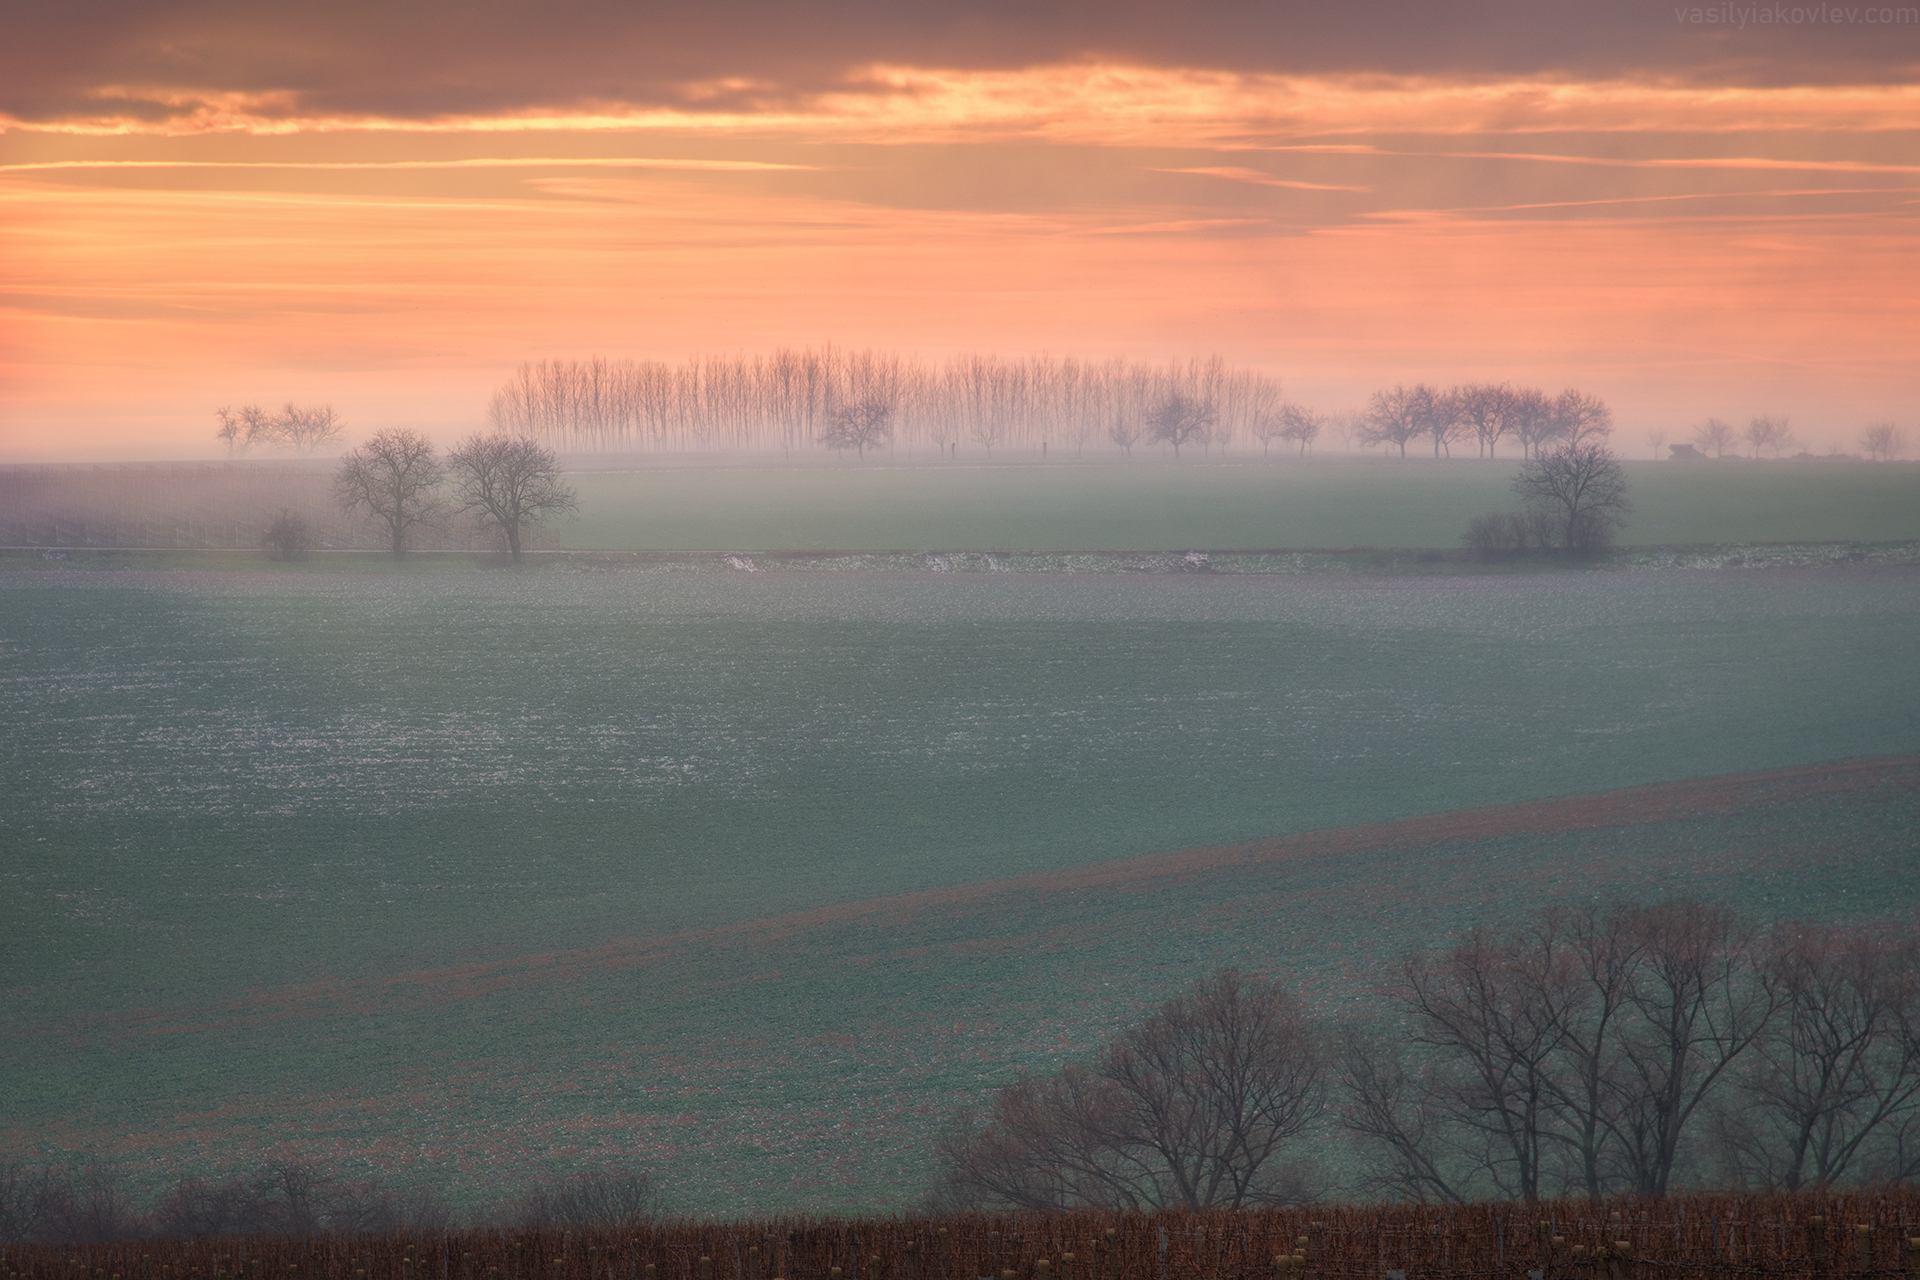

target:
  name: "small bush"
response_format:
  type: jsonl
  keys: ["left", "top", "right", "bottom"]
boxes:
{"left": 262, "top": 508, "right": 313, "bottom": 561}
{"left": 1463, "top": 512, "right": 1525, "bottom": 557}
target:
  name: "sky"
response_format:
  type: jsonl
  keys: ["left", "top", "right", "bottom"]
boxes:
{"left": 2, "top": 0, "right": 1917, "bottom": 460}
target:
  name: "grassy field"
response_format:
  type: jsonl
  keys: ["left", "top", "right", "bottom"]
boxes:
{"left": 559, "top": 458, "right": 1920, "bottom": 551}
{"left": 3, "top": 563, "right": 1917, "bottom": 1214}
{"left": 7, "top": 457, "right": 1918, "bottom": 554}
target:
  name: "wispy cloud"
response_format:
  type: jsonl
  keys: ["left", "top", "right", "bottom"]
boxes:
{"left": 0, "top": 157, "right": 816, "bottom": 173}
{"left": 1151, "top": 166, "right": 1371, "bottom": 193}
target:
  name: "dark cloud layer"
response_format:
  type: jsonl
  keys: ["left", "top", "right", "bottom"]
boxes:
{"left": 8, "top": 0, "right": 1918, "bottom": 127}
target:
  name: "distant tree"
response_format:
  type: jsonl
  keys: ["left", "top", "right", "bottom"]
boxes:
{"left": 1860, "top": 422, "right": 1906, "bottom": 462}
{"left": 1744, "top": 415, "right": 1797, "bottom": 458}
{"left": 1692, "top": 417, "right": 1736, "bottom": 458}
{"left": 1148, "top": 390, "right": 1216, "bottom": 458}
{"left": 1645, "top": 427, "right": 1668, "bottom": 460}
{"left": 261, "top": 508, "right": 313, "bottom": 562}
{"left": 1415, "top": 384, "right": 1464, "bottom": 458}
{"left": 1513, "top": 442, "right": 1631, "bottom": 552}
{"left": 1361, "top": 385, "right": 1423, "bottom": 458}
{"left": 1551, "top": 389, "right": 1614, "bottom": 448}
{"left": 216, "top": 403, "right": 342, "bottom": 455}
{"left": 1107, "top": 412, "right": 1144, "bottom": 458}
{"left": 818, "top": 396, "right": 895, "bottom": 461}
{"left": 1250, "top": 410, "right": 1288, "bottom": 457}
{"left": 937, "top": 969, "right": 1326, "bottom": 1211}
{"left": 275, "top": 402, "right": 346, "bottom": 453}
{"left": 446, "top": 432, "right": 578, "bottom": 562}
{"left": 1507, "top": 387, "right": 1556, "bottom": 459}
{"left": 334, "top": 429, "right": 446, "bottom": 560}
{"left": 214, "top": 406, "right": 245, "bottom": 457}
{"left": 1278, "top": 401, "right": 1323, "bottom": 458}
{"left": 214, "top": 404, "right": 274, "bottom": 457}
{"left": 1455, "top": 384, "right": 1515, "bottom": 459}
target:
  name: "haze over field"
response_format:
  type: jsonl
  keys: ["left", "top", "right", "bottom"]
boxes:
{"left": 4, "top": 0, "right": 1920, "bottom": 1237}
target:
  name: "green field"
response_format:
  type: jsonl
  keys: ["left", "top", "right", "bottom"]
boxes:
{"left": 558, "top": 459, "right": 1920, "bottom": 551}
{"left": 3, "top": 560, "right": 1917, "bottom": 1214}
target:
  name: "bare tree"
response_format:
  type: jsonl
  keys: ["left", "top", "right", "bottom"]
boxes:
{"left": 1507, "top": 388, "right": 1556, "bottom": 460}
{"left": 1107, "top": 412, "right": 1144, "bottom": 458}
{"left": 1713, "top": 924, "right": 1920, "bottom": 1191}
{"left": 1279, "top": 402, "right": 1323, "bottom": 458}
{"left": 818, "top": 396, "right": 895, "bottom": 461}
{"left": 1605, "top": 901, "right": 1776, "bottom": 1198}
{"left": 1552, "top": 390, "right": 1614, "bottom": 448}
{"left": 505, "top": 1166, "right": 661, "bottom": 1229}
{"left": 1401, "top": 930, "right": 1572, "bottom": 1202}
{"left": 0, "top": 1163, "right": 35, "bottom": 1242}
{"left": 1860, "top": 422, "right": 1906, "bottom": 462}
{"left": 1455, "top": 384, "right": 1514, "bottom": 459}
{"left": 275, "top": 403, "right": 346, "bottom": 453}
{"left": 1743, "top": 415, "right": 1797, "bottom": 459}
{"left": 1251, "top": 411, "right": 1288, "bottom": 458}
{"left": 935, "top": 1065, "right": 1158, "bottom": 1212}
{"left": 445, "top": 432, "right": 578, "bottom": 562}
{"left": 1149, "top": 390, "right": 1216, "bottom": 459}
{"left": 214, "top": 406, "right": 246, "bottom": 457}
{"left": 1692, "top": 418, "right": 1736, "bottom": 459}
{"left": 213, "top": 404, "right": 276, "bottom": 456}
{"left": 1513, "top": 443, "right": 1631, "bottom": 552}
{"left": 1415, "top": 385, "right": 1464, "bottom": 459}
{"left": 153, "top": 1174, "right": 254, "bottom": 1238}
{"left": 28, "top": 1162, "right": 144, "bottom": 1244}
{"left": 939, "top": 969, "right": 1326, "bottom": 1211}
{"left": 1361, "top": 385, "right": 1423, "bottom": 458}
{"left": 215, "top": 403, "right": 342, "bottom": 455}
{"left": 1645, "top": 427, "right": 1668, "bottom": 460}
{"left": 1336, "top": 1022, "right": 1476, "bottom": 1201}
{"left": 334, "top": 429, "right": 446, "bottom": 560}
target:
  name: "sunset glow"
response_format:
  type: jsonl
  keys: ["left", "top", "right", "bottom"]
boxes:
{"left": 5, "top": 36, "right": 1918, "bottom": 458}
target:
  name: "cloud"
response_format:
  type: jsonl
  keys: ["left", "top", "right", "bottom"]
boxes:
{"left": 1152, "top": 167, "right": 1373, "bottom": 192}
{"left": 5, "top": 0, "right": 1918, "bottom": 133}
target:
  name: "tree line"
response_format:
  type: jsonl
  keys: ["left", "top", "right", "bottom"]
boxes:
{"left": 488, "top": 350, "right": 1316, "bottom": 458}
{"left": 1359, "top": 385, "right": 1612, "bottom": 460}
{"left": 1674, "top": 417, "right": 1909, "bottom": 462}
{"left": 937, "top": 899, "right": 1919, "bottom": 1212}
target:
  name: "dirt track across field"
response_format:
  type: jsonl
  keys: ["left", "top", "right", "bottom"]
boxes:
{"left": 66, "top": 752, "right": 1919, "bottom": 1040}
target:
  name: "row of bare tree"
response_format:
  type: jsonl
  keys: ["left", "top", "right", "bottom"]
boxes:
{"left": 1675, "top": 418, "right": 1910, "bottom": 462}
{"left": 488, "top": 350, "right": 1317, "bottom": 458}
{"left": 938, "top": 901, "right": 1919, "bottom": 1212}
{"left": 1359, "top": 385, "right": 1612, "bottom": 460}
{"left": 215, "top": 404, "right": 345, "bottom": 457}
{"left": 0, "top": 1159, "right": 661, "bottom": 1244}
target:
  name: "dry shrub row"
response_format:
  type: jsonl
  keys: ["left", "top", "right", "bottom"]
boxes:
{"left": 7, "top": 1194, "right": 1920, "bottom": 1280}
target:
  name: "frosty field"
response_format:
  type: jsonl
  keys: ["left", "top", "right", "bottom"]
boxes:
{"left": 3, "top": 563, "right": 1917, "bottom": 1213}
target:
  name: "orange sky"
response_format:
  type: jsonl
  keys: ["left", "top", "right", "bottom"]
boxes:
{"left": 3, "top": 11, "right": 1918, "bottom": 460}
